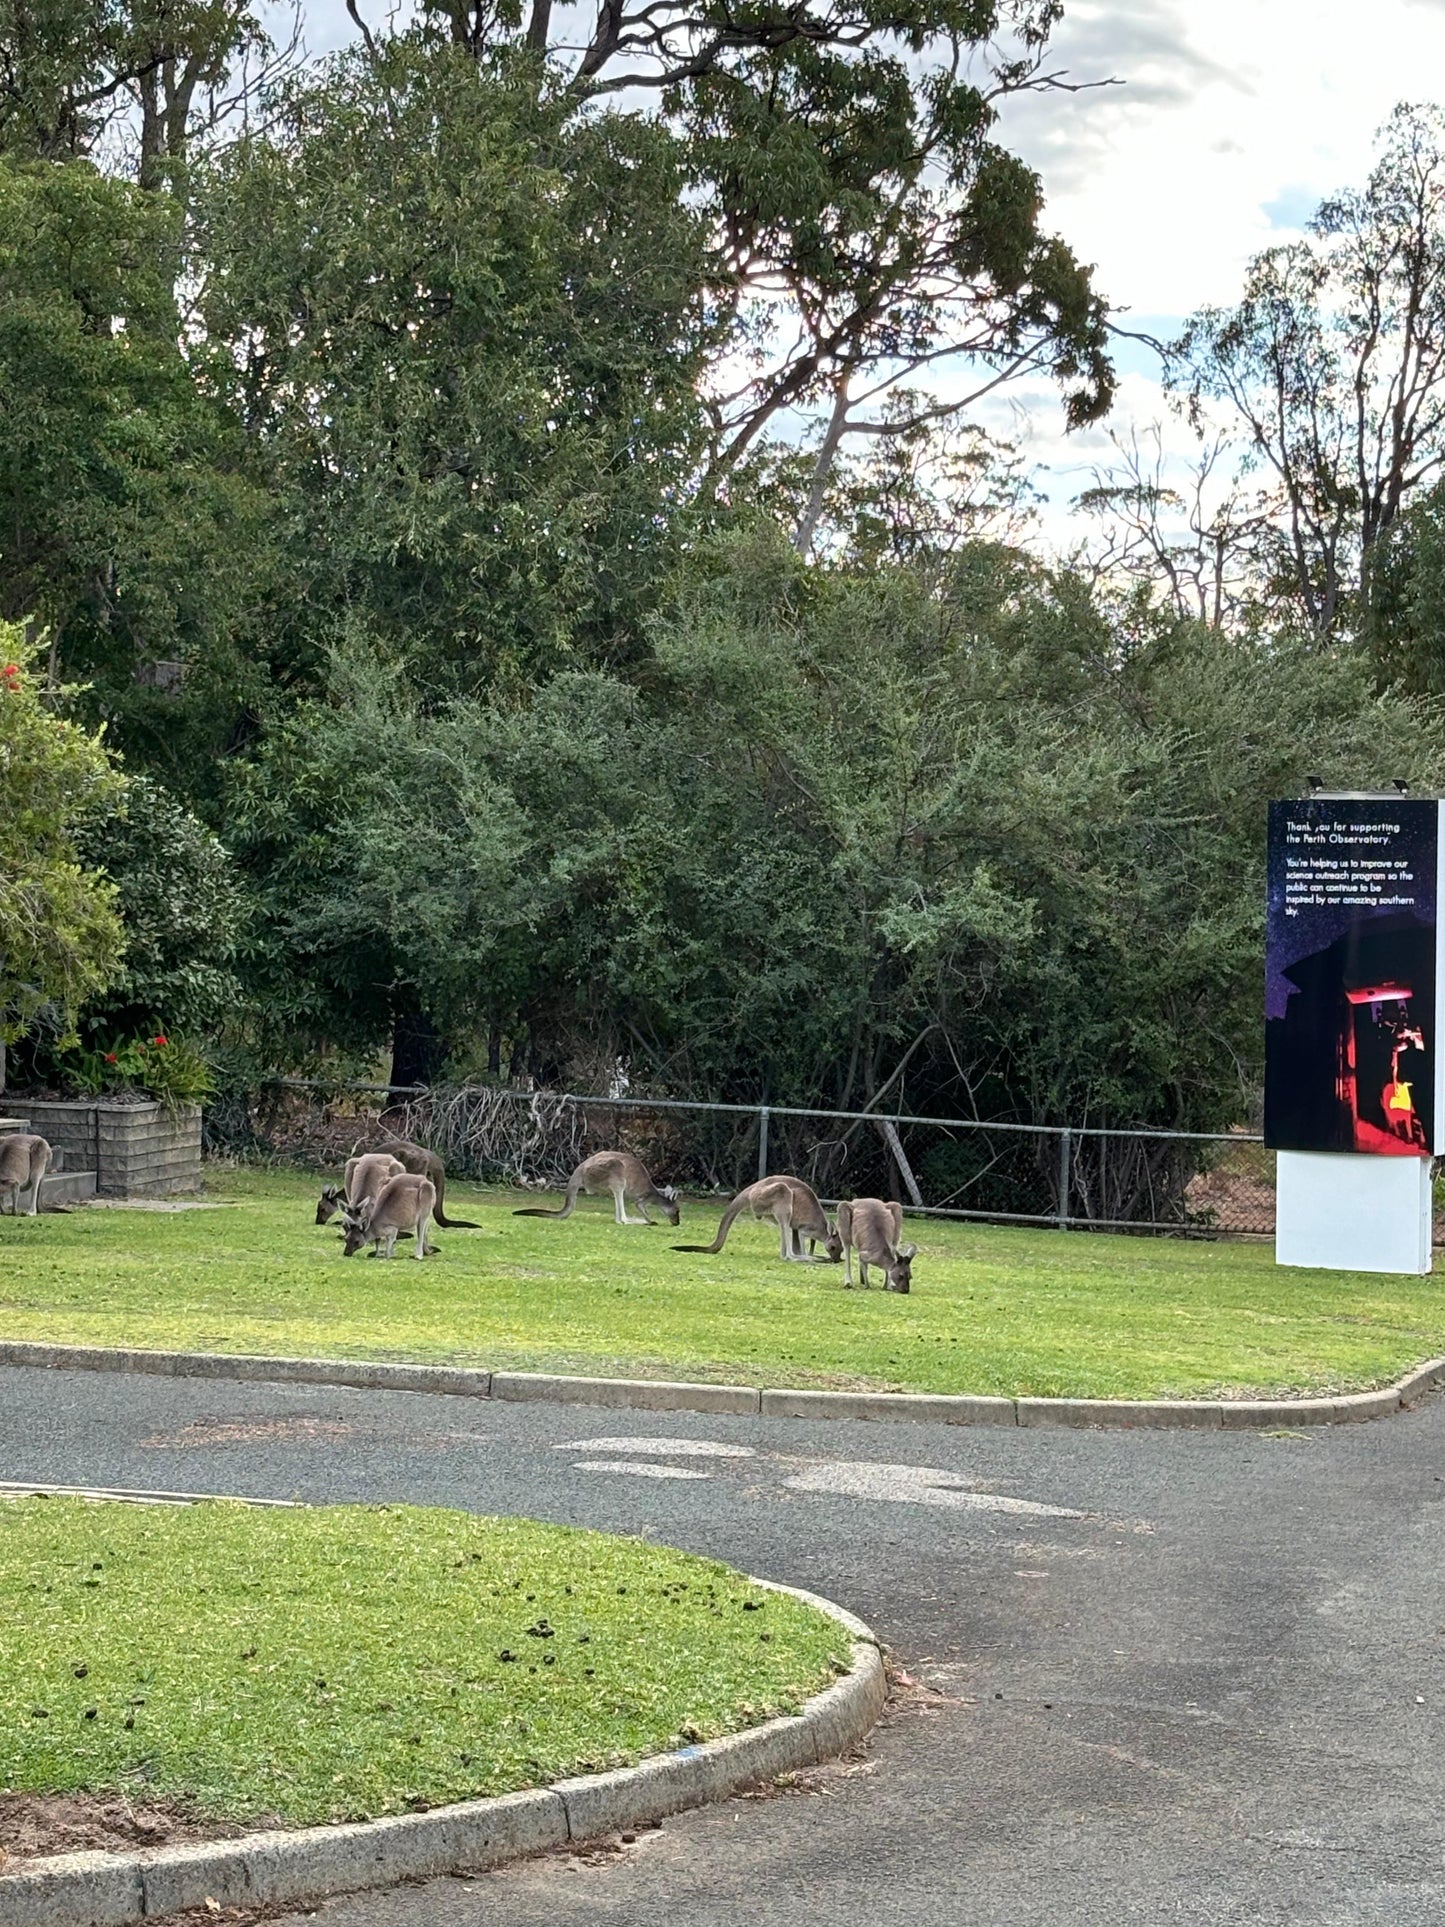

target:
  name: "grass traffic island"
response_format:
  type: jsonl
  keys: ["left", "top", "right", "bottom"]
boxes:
{"left": 0, "top": 1168, "right": 1443, "bottom": 1401}
{"left": 0, "top": 1496, "right": 850, "bottom": 1851}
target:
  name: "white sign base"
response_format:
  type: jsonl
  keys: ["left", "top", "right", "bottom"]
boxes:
{"left": 1275, "top": 1149, "right": 1433, "bottom": 1274}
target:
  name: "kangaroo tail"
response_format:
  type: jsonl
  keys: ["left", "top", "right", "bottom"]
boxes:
{"left": 514, "top": 1178, "right": 580, "bottom": 1221}
{"left": 434, "top": 1208, "right": 480, "bottom": 1228}
{"left": 673, "top": 1194, "right": 745, "bottom": 1255}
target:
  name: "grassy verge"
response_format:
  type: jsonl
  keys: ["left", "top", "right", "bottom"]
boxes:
{"left": 0, "top": 1498, "right": 848, "bottom": 1826}
{"left": 0, "top": 1169, "right": 1442, "bottom": 1399}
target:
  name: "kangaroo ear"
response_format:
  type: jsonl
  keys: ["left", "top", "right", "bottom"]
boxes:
{"left": 897, "top": 1243, "right": 918, "bottom": 1260}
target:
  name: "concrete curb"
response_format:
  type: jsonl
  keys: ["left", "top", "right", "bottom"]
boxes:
{"left": 0, "top": 1589, "right": 885, "bottom": 1926}
{"left": 2, "top": 1338, "right": 1445, "bottom": 1430}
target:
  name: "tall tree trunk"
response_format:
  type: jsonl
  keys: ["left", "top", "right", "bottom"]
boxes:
{"left": 792, "top": 376, "right": 852, "bottom": 557}
{"left": 390, "top": 996, "right": 442, "bottom": 1090}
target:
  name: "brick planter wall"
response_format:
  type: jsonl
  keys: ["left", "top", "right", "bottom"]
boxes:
{"left": 19, "top": 1100, "right": 202, "bottom": 1197}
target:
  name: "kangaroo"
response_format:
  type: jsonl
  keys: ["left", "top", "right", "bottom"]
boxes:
{"left": 372, "top": 1134, "right": 479, "bottom": 1228}
{"left": 514, "top": 1150, "right": 680, "bottom": 1227}
{"left": 339, "top": 1173, "right": 437, "bottom": 1260}
{"left": 674, "top": 1175, "right": 842, "bottom": 1262}
{"left": 316, "top": 1152, "right": 405, "bottom": 1226}
{"left": 836, "top": 1198, "right": 917, "bottom": 1293}
{"left": 0, "top": 1134, "right": 51, "bottom": 1216}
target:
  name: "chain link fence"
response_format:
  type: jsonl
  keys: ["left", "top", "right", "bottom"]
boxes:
{"left": 218, "top": 1080, "right": 1290, "bottom": 1238}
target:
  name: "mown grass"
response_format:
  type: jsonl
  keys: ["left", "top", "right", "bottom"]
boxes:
{"left": 0, "top": 1498, "right": 848, "bottom": 1825}
{"left": 0, "top": 1168, "right": 1443, "bottom": 1398}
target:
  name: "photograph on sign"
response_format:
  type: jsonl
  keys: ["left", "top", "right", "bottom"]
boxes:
{"left": 1264, "top": 798, "right": 1440, "bottom": 1156}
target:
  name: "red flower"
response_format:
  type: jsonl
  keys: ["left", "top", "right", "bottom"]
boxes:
{"left": 153, "top": 1034, "right": 169, "bottom": 1047}
{"left": 103, "top": 1053, "right": 118, "bottom": 1064}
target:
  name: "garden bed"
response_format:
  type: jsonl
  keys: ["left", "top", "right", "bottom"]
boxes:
{"left": 13, "top": 1099, "right": 201, "bottom": 1198}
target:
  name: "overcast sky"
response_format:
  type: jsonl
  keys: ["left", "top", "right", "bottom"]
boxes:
{"left": 987, "top": 0, "right": 1445, "bottom": 530}
{"left": 287, "top": 0, "right": 1445, "bottom": 538}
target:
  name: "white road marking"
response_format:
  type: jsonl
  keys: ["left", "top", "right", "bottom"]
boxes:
{"left": 784, "top": 1461, "right": 1086, "bottom": 1519}
{"left": 558, "top": 1436, "right": 755, "bottom": 1458}
{"left": 571, "top": 1460, "right": 713, "bottom": 1481}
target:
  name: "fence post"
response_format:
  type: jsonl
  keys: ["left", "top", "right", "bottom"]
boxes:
{"left": 757, "top": 1105, "right": 770, "bottom": 1182}
{"left": 1058, "top": 1128, "right": 1072, "bottom": 1230}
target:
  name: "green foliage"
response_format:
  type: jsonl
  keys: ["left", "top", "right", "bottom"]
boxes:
{"left": 0, "top": 158, "right": 267, "bottom": 781}
{"left": 227, "top": 531, "right": 1445, "bottom": 1130}
{"left": 0, "top": 1496, "right": 845, "bottom": 1824}
{"left": 0, "top": 0, "right": 276, "bottom": 189}
{"left": 0, "top": 633, "right": 124, "bottom": 1043}
{"left": 191, "top": 39, "right": 717, "bottom": 697}
{"left": 71, "top": 776, "right": 245, "bottom": 1037}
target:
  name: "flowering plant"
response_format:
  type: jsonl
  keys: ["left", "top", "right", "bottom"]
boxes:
{"left": 60, "top": 1031, "right": 213, "bottom": 1106}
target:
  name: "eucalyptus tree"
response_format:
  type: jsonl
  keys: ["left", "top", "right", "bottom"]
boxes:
{"left": 390, "top": 0, "right": 1114, "bottom": 553}
{"left": 1171, "top": 103, "right": 1445, "bottom": 640}
{"left": 0, "top": 0, "right": 292, "bottom": 184}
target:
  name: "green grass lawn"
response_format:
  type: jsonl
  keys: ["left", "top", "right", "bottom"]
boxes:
{"left": 0, "top": 1498, "right": 848, "bottom": 1826}
{"left": 0, "top": 1167, "right": 1442, "bottom": 1399}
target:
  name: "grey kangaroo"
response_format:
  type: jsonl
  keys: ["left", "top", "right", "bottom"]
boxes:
{"left": 372, "top": 1135, "right": 479, "bottom": 1229}
{"left": 674, "top": 1175, "right": 842, "bottom": 1262}
{"left": 339, "top": 1174, "right": 437, "bottom": 1260}
{"left": 514, "top": 1151, "right": 680, "bottom": 1227}
{"left": 836, "top": 1198, "right": 917, "bottom": 1292}
{"left": 316, "top": 1152, "right": 405, "bottom": 1226}
{"left": 0, "top": 1134, "right": 51, "bottom": 1216}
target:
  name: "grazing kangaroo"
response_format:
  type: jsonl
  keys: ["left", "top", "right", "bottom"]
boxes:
{"left": 373, "top": 1135, "right": 479, "bottom": 1228}
{"left": 339, "top": 1174, "right": 437, "bottom": 1260}
{"left": 836, "top": 1198, "right": 917, "bottom": 1293}
{"left": 315, "top": 1152, "right": 405, "bottom": 1226}
{"left": 514, "top": 1150, "right": 680, "bottom": 1227}
{"left": 0, "top": 1134, "right": 51, "bottom": 1216}
{"left": 674, "top": 1176, "right": 842, "bottom": 1262}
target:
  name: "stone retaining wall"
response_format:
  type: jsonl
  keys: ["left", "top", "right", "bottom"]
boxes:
{"left": 18, "top": 1100, "right": 202, "bottom": 1197}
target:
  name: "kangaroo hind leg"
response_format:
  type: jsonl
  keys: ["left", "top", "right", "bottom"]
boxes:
{"left": 25, "top": 1147, "right": 48, "bottom": 1216}
{"left": 777, "top": 1210, "right": 793, "bottom": 1260}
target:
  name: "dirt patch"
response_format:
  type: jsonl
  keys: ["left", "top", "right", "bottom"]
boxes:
{"left": 137, "top": 1414, "right": 493, "bottom": 1452}
{"left": 0, "top": 1791, "right": 257, "bottom": 1868}
{"left": 139, "top": 1415, "right": 360, "bottom": 1449}
{"left": 80, "top": 1200, "right": 235, "bottom": 1212}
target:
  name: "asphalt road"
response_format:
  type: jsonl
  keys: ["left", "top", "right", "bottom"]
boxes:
{"left": 4, "top": 1363, "right": 1445, "bottom": 1925}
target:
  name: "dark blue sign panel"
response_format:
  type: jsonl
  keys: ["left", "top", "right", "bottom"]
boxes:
{"left": 1265, "top": 797, "right": 1442, "bottom": 1155}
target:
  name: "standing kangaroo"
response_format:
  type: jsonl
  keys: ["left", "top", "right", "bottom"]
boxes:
{"left": 836, "top": 1198, "right": 917, "bottom": 1293}
{"left": 514, "top": 1151, "right": 680, "bottom": 1227}
{"left": 316, "top": 1152, "right": 405, "bottom": 1226}
{"left": 372, "top": 1135, "right": 479, "bottom": 1228}
{"left": 674, "top": 1176, "right": 842, "bottom": 1262}
{"left": 339, "top": 1174, "right": 437, "bottom": 1260}
{"left": 0, "top": 1134, "right": 51, "bottom": 1216}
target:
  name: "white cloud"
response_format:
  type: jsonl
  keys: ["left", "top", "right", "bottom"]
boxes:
{"left": 998, "top": 0, "right": 1445, "bottom": 320}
